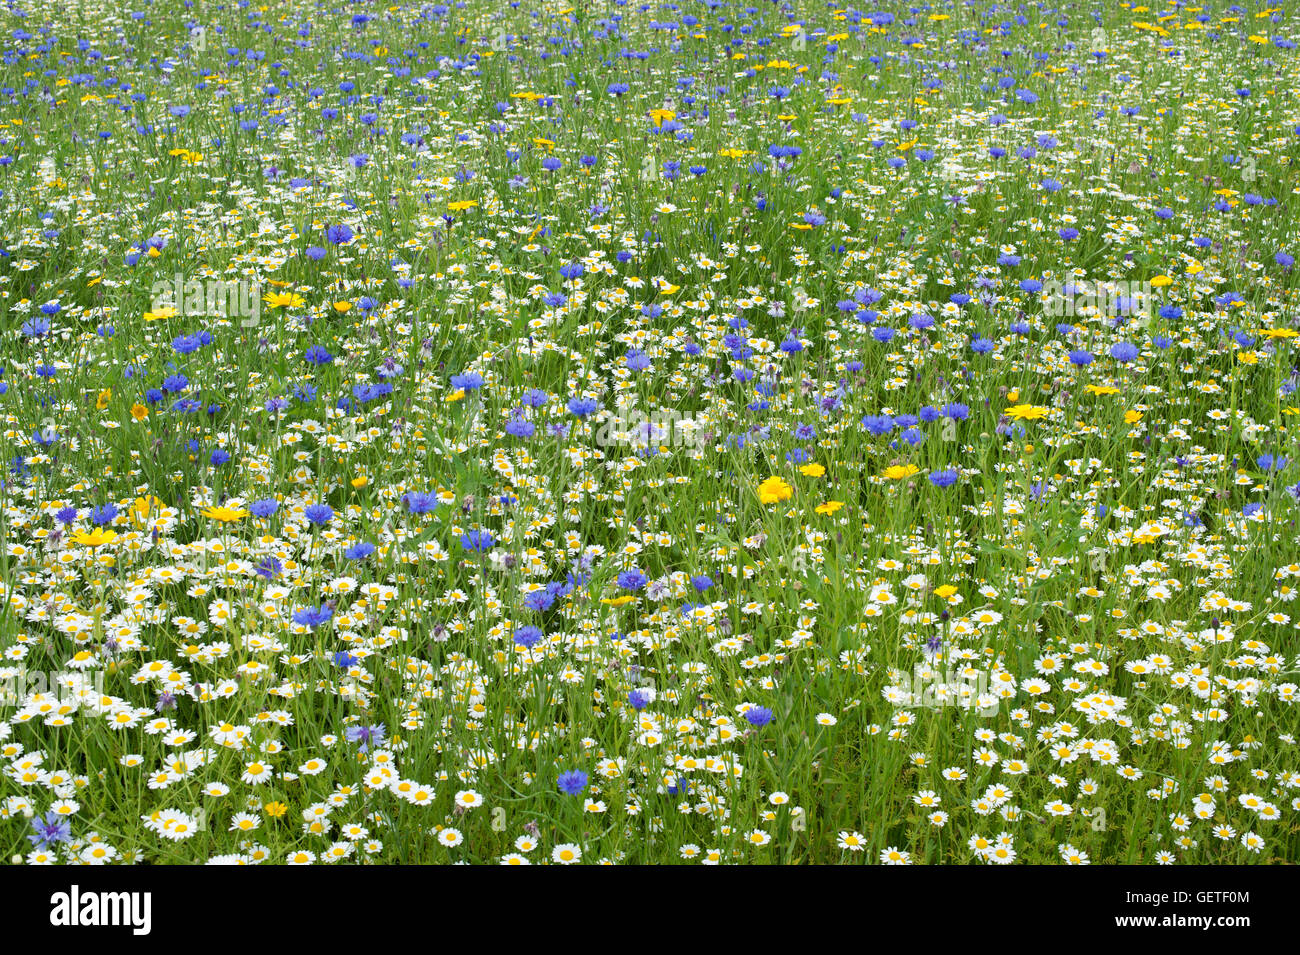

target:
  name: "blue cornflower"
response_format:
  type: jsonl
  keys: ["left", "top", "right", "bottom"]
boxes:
{"left": 513, "top": 625, "right": 544, "bottom": 648}
{"left": 618, "top": 569, "right": 648, "bottom": 591}
{"left": 21, "top": 317, "right": 50, "bottom": 337}
{"left": 254, "top": 556, "right": 283, "bottom": 579}
{"left": 344, "top": 723, "right": 386, "bottom": 753}
{"left": 326, "top": 224, "right": 354, "bottom": 245}
{"left": 1110, "top": 342, "right": 1139, "bottom": 362}
{"left": 460, "top": 529, "right": 496, "bottom": 551}
{"left": 249, "top": 498, "right": 279, "bottom": 519}
{"left": 567, "top": 396, "right": 601, "bottom": 418}
{"left": 405, "top": 491, "right": 438, "bottom": 514}
{"left": 557, "top": 769, "right": 588, "bottom": 795}
{"left": 292, "top": 604, "right": 333, "bottom": 628}
{"left": 929, "top": 468, "right": 960, "bottom": 488}
{"left": 89, "top": 503, "right": 118, "bottom": 526}
{"left": 303, "top": 503, "right": 334, "bottom": 526}
{"left": 523, "top": 589, "right": 556, "bottom": 612}
{"left": 27, "top": 813, "right": 72, "bottom": 849}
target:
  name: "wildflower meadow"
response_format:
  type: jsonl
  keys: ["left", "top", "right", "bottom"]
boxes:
{"left": 2, "top": 0, "right": 1300, "bottom": 868}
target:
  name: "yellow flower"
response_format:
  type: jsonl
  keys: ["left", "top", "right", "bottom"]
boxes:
{"left": 132, "top": 496, "right": 165, "bottom": 526}
{"left": 333, "top": 301, "right": 353, "bottom": 312}
{"left": 143, "top": 306, "right": 177, "bottom": 322}
{"left": 882, "top": 464, "right": 920, "bottom": 480}
{"left": 448, "top": 200, "right": 479, "bottom": 212}
{"left": 1085, "top": 384, "right": 1120, "bottom": 396}
{"left": 130, "top": 402, "right": 149, "bottom": 421}
{"left": 351, "top": 475, "right": 369, "bottom": 489}
{"left": 799, "top": 463, "right": 826, "bottom": 477}
{"left": 1006, "top": 404, "right": 1050, "bottom": 421}
{"left": 95, "top": 389, "right": 112, "bottom": 411}
{"left": 72, "top": 528, "right": 118, "bottom": 548}
{"left": 1237, "top": 351, "right": 1258, "bottom": 364}
{"left": 934, "top": 584, "right": 959, "bottom": 599}
{"left": 1124, "top": 410, "right": 1143, "bottom": 424}
{"left": 758, "top": 476, "right": 794, "bottom": 504}
{"left": 601, "top": 595, "right": 636, "bottom": 607}
{"left": 648, "top": 108, "right": 676, "bottom": 127}
{"left": 263, "top": 290, "right": 305, "bottom": 309}
{"left": 445, "top": 389, "right": 466, "bottom": 403}
{"left": 263, "top": 802, "right": 288, "bottom": 819}
{"left": 201, "top": 505, "right": 249, "bottom": 523}
{"left": 814, "top": 500, "right": 844, "bottom": 515}
{"left": 1257, "top": 328, "right": 1298, "bottom": 339}
{"left": 1149, "top": 275, "right": 1173, "bottom": 288}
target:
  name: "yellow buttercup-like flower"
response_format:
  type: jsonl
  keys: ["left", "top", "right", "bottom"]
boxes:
{"left": 263, "top": 290, "right": 305, "bottom": 309}
{"left": 1006, "top": 404, "right": 1050, "bottom": 421}
{"left": 799, "top": 463, "right": 826, "bottom": 477}
{"left": 758, "top": 476, "right": 794, "bottom": 504}
{"left": 72, "top": 528, "right": 118, "bottom": 548}
{"left": 882, "top": 464, "right": 920, "bottom": 480}
{"left": 201, "top": 505, "right": 249, "bottom": 523}
{"left": 814, "top": 500, "right": 844, "bottom": 515}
